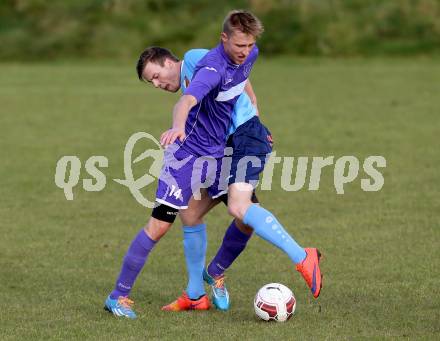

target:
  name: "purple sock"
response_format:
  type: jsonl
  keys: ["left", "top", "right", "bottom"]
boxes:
{"left": 207, "top": 220, "right": 252, "bottom": 277}
{"left": 110, "top": 229, "right": 156, "bottom": 299}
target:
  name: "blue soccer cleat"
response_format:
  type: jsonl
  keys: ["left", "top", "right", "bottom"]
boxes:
{"left": 104, "top": 295, "right": 137, "bottom": 319}
{"left": 203, "top": 268, "right": 230, "bottom": 311}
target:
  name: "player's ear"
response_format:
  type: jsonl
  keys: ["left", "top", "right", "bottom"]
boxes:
{"left": 164, "top": 58, "right": 173, "bottom": 69}
{"left": 220, "top": 32, "right": 228, "bottom": 43}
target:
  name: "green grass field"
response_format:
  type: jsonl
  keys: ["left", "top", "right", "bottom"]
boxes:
{"left": 1, "top": 58, "right": 439, "bottom": 340}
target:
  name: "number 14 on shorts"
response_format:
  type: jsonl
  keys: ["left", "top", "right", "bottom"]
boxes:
{"left": 169, "top": 185, "right": 182, "bottom": 200}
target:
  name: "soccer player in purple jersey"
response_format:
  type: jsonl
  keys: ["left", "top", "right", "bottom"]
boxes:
{"left": 159, "top": 10, "right": 322, "bottom": 311}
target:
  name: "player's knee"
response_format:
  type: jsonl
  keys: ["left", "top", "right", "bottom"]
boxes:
{"left": 228, "top": 198, "right": 254, "bottom": 221}
{"left": 144, "top": 219, "right": 172, "bottom": 241}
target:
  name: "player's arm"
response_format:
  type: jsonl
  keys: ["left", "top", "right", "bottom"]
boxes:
{"left": 160, "top": 95, "right": 197, "bottom": 147}
{"left": 245, "top": 80, "right": 259, "bottom": 116}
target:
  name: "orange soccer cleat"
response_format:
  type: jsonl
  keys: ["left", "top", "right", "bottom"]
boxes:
{"left": 296, "top": 248, "right": 323, "bottom": 298}
{"left": 161, "top": 291, "right": 211, "bottom": 311}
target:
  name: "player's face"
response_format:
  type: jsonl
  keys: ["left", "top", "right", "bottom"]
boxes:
{"left": 142, "top": 59, "right": 180, "bottom": 93}
{"left": 221, "top": 31, "right": 256, "bottom": 65}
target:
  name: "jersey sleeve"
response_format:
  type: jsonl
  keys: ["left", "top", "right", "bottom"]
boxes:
{"left": 184, "top": 65, "right": 221, "bottom": 103}
{"left": 181, "top": 49, "right": 209, "bottom": 93}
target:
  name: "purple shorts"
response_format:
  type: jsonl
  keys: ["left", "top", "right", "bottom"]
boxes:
{"left": 155, "top": 144, "right": 227, "bottom": 209}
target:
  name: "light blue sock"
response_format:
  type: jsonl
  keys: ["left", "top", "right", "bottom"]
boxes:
{"left": 183, "top": 224, "right": 207, "bottom": 299}
{"left": 243, "top": 204, "right": 306, "bottom": 264}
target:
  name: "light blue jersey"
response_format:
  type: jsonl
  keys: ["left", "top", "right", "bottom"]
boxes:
{"left": 180, "top": 49, "right": 257, "bottom": 137}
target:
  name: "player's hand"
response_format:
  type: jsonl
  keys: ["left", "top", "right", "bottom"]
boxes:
{"left": 160, "top": 128, "right": 186, "bottom": 148}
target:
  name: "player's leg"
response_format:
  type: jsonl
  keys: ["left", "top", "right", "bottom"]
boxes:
{"left": 106, "top": 143, "right": 197, "bottom": 317}
{"left": 227, "top": 183, "right": 322, "bottom": 298}
{"left": 228, "top": 183, "right": 307, "bottom": 263}
{"left": 105, "top": 207, "right": 177, "bottom": 318}
{"left": 109, "top": 218, "right": 171, "bottom": 298}
{"left": 161, "top": 190, "right": 219, "bottom": 311}
{"left": 186, "top": 192, "right": 253, "bottom": 312}
{"left": 181, "top": 191, "right": 221, "bottom": 303}
{"left": 226, "top": 117, "right": 322, "bottom": 298}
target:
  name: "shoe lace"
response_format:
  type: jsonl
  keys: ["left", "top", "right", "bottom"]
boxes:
{"left": 214, "top": 275, "right": 226, "bottom": 295}
{"left": 118, "top": 297, "right": 134, "bottom": 309}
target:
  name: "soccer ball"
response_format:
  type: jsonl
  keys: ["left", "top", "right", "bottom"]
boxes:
{"left": 254, "top": 283, "right": 296, "bottom": 322}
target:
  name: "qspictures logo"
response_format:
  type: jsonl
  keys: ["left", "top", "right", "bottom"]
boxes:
{"left": 54, "top": 132, "right": 386, "bottom": 208}
{"left": 54, "top": 132, "right": 163, "bottom": 208}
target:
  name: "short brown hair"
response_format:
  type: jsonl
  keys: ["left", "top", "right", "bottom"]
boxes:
{"left": 136, "top": 46, "right": 179, "bottom": 80}
{"left": 222, "top": 10, "right": 264, "bottom": 38}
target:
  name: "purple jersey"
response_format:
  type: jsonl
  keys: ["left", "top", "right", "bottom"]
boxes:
{"left": 181, "top": 43, "right": 259, "bottom": 158}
